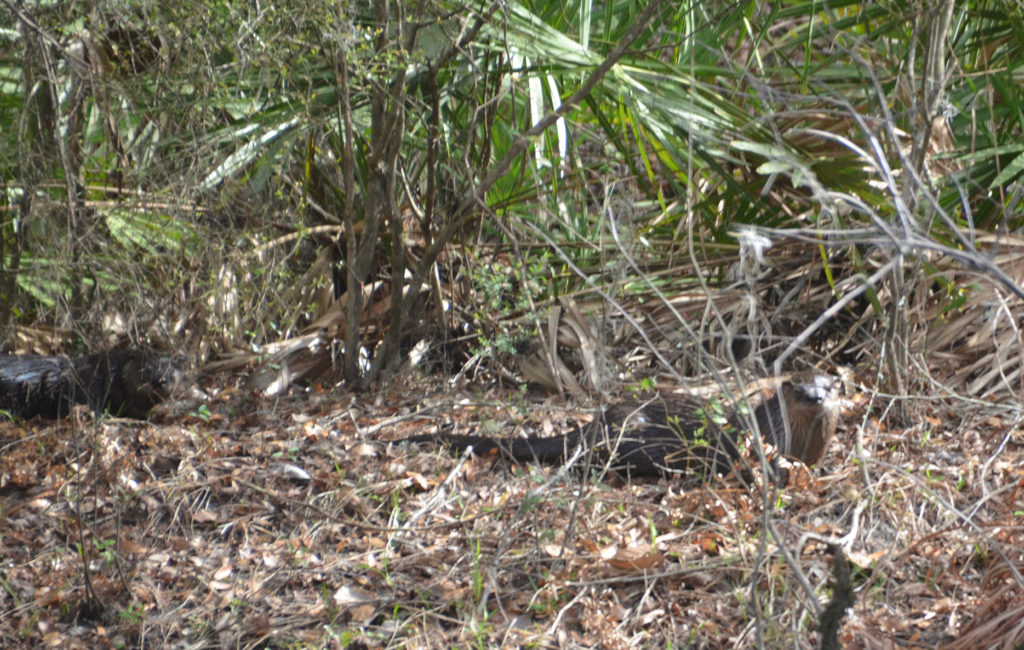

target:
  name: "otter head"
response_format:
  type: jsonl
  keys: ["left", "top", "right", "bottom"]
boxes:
{"left": 756, "top": 373, "right": 840, "bottom": 465}
{"left": 118, "top": 350, "right": 187, "bottom": 416}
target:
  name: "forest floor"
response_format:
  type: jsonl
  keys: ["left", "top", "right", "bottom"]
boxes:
{"left": 1, "top": 371, "right": 1023, "bottom": 649}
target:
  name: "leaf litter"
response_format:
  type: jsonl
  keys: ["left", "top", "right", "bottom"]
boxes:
{"left": 0, "top": 375, "right": 1022, "bottom": 648}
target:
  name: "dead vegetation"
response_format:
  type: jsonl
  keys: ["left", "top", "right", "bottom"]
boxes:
{"left": 2, "top": 339, "right": 1023, "bottom": 648}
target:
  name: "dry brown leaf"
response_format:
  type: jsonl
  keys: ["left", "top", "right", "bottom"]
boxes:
{"left": 351, "top": 442, "right": 379, "bottom": 457}
{"left": 404, "top": 470, "right": 431, "bottom": 490}
{"left": 192, "top": 509, "right": 220, "bottom": 523}
{"left": 697, "top": 533, "right": 721, "bottom": 556}
{"left": 213, "top": 564, "right": 233, "bottom": 580}
{"left": 605, "top": 544, "right": 664, "bottom": 571}
{"left": 543, "top": 543, "right": 571, "bottom": 558}
{"left": 847, "top": 549, "right": 889, "bottom": 568}
{"left": 120, "top": 540, "right": 148, "bottom": 554}
{"left": 334, "top": 584, "right": 374, "bottom": 606}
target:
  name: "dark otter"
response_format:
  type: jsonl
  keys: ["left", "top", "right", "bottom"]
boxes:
{"left": 0, "top": 349, "right": 183, "bottom": 419}
{"left": 400, "top": 373, "right": 840, "bottom": 480}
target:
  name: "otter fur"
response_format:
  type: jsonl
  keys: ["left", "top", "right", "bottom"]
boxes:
{"left": 400, "top": 373, "right": 840, "bottom": 480}
{"left": 0, "top": 349, "right": 182, "bottom": 419}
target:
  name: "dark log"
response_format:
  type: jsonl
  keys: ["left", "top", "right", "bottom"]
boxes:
{"left": 0, "top": 349, "right": 182, "bottom": 419}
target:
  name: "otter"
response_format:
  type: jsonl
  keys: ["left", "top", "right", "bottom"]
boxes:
{"left": 0, "top": 349, "right": 183, "bottom": 419}
{"left": 399, "top": 373, "right": 840, "bottom": 480}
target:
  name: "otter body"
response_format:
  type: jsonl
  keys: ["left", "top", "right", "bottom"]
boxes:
{"left": 0, "top": 349, "right": 182, "bottom": 419}
{"left": 401, "top": 374, "right": 839, "bottom": 479}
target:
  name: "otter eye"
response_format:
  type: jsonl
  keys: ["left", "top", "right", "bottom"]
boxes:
{"left": 792, "top": 378, "right": 827, "bottom": 403}
{"left": 795, "top": 375, "right": 840, "bottom": 403}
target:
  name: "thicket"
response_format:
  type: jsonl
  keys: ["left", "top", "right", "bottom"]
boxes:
{"left": 2, "top": 0, "right": 1022, "bottom": 395}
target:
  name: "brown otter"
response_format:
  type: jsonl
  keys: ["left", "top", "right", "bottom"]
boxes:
{"left": 399, "top": 373, "right": 840, "bottom": 480}
{"left": 0, "top": 349, "right": 183, "bottom": 419}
